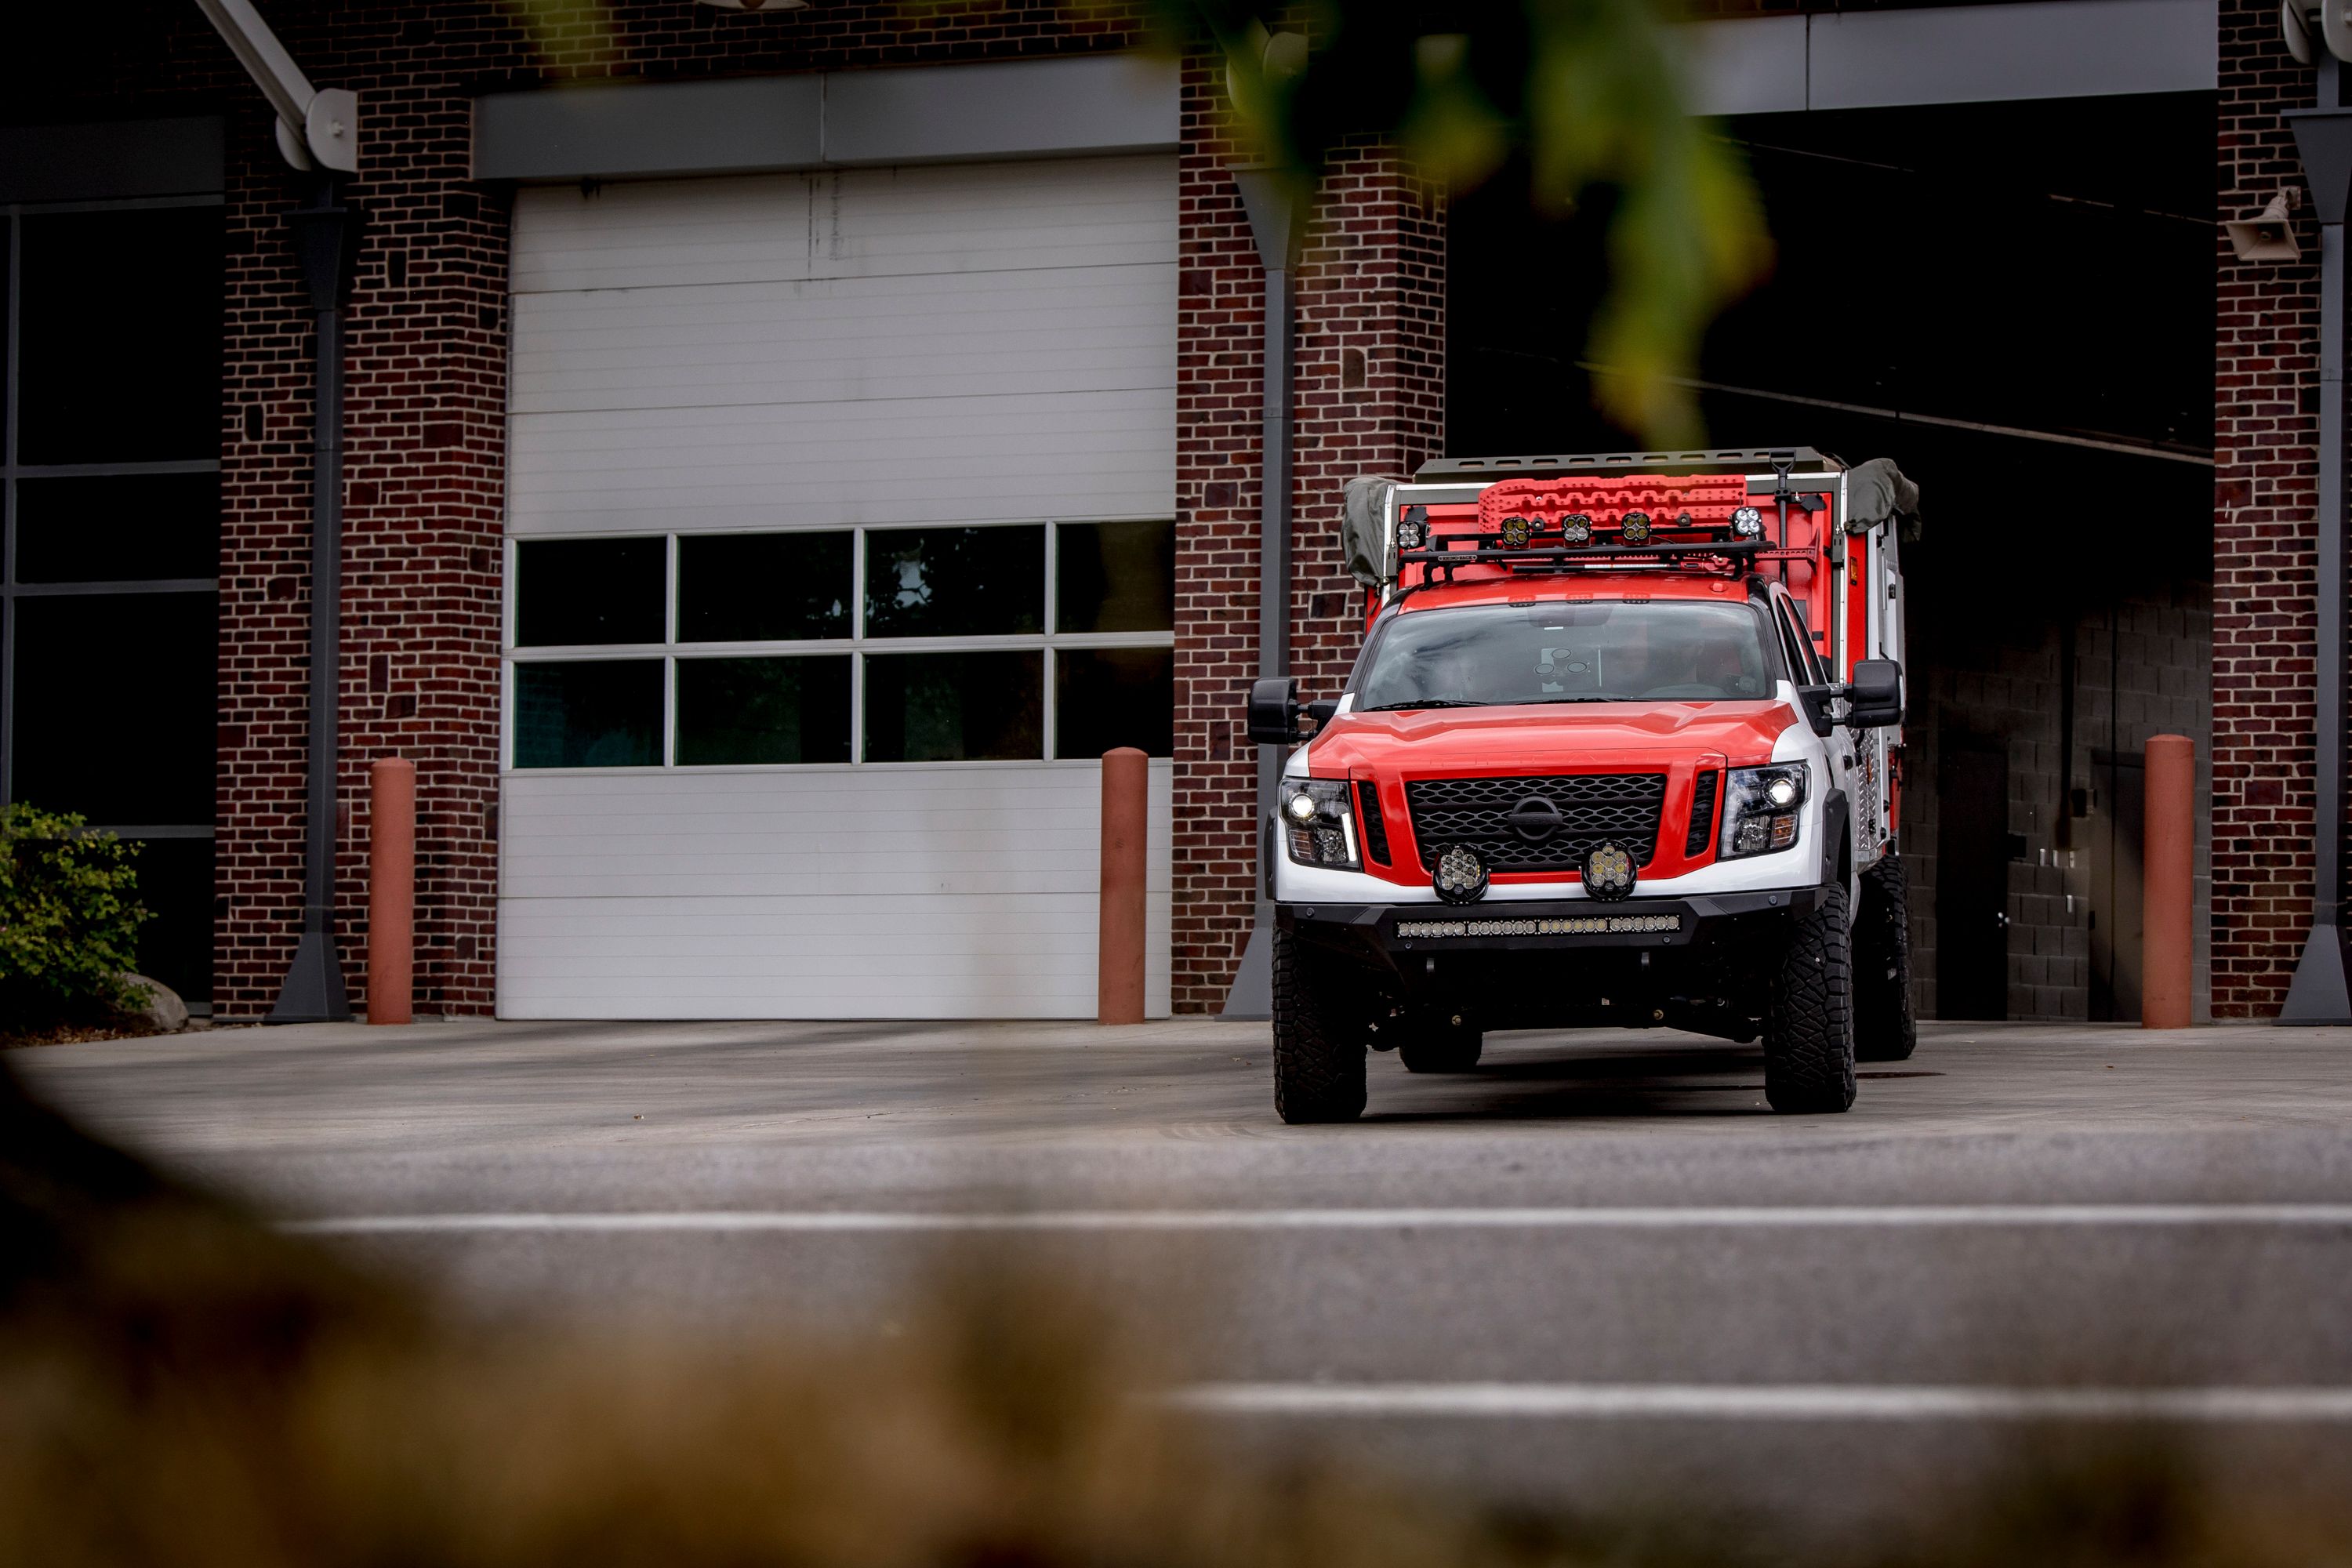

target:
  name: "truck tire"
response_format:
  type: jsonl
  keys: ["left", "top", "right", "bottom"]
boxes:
{"left": 1853, "top": 851, "right": 1918, "bottom": 1062}
{"left": 1762, "top": 881, "right": 1858, "bottom": 1114}
{"left": 1397, "top": 1014, "right": 1483, "bottom": 1073}
{"left": 1272, "top": 927, "right": 1368, "bottom": 1123}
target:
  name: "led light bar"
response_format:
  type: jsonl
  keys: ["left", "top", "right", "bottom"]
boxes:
{"left": 1396, "top": 913, "right": 1683, "bottom": 939}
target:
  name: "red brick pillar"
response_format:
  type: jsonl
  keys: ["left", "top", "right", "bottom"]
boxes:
{"left": 2214, "top": 0, "right": 2322, "bottom": 1016}
{"left": 1171, "top": 71, "right": 1445, "bottom": 1011}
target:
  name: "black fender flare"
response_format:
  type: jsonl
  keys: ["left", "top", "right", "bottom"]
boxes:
{"left": 1819, "top": 787, "right": 1852, "bottom": 889}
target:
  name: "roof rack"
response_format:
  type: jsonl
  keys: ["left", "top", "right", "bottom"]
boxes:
{"left": 1414, "top": 447, "right": 1839, "bottom": 483}
{"left": 1398, "top": 514, "right": 1766, "bottom": 593}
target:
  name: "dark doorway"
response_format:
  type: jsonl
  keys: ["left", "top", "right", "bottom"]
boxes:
{"left": 2088, "top": 750, "right": 2146, "bottom": 1022}
{"left": 1936, "top": 746, "right": 2009, "bottom": 1019}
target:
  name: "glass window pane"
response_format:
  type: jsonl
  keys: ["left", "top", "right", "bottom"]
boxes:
{"left": 123, "top": 837, "right": 214, "bottom": 1010}
{"left": 676, "top": 656, "right": 851, "bottom": 765}
{"left": 863, "top": 651, "right": 1041, "bottom": 762}
{"left": 13, "top": 592, "right": 216, "bottom": 825}
{"left": 17, "top": 206, "right": 223, "bottom": 465}
{"left": 1056, "top": 521, "right": 1175, "bottom": 633}
{"left": 1054, "top": 648, "right": 1174, "bottom": 758}
{"left": 863, "top": 525, "right": 1043, "bottom": 638}
{"left": 677, "top": 532, "right": 850, "bottom": 642}
{"left": 16, "top": 474, "right": 220, "bottom": 583}
{"left": 513, "top": 661, "right": 662, "bottom": 768}
{"left": 515, "top": 538, "right": 666, "bottom": 647}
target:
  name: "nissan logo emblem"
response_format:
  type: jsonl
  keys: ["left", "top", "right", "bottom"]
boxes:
{"left": 1504, "top": 795, "right": 1563, "bottom": 843}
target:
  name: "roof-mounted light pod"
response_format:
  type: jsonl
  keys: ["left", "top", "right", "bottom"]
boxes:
{"left": 1620, "top": 512, "right": 1652, "bottom": 545}
{"left": 1500, "top": 516, "right": 1531, "bottom": 550}
{"left": 1560, "top": 514, "right": 1593, "bottom": 544}
{"left": 1731, "top": 506, "right": 1764, "bottom": 539}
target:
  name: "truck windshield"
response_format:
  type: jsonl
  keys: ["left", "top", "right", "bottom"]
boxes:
{"left": 1356, "top": 600, "right": 1776, "bottom": 710}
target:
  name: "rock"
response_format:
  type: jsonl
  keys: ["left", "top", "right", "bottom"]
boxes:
{"left": 117, "top": 974, "right": 189, "bottom": 1033}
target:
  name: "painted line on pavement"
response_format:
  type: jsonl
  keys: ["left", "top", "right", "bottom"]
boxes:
{"left": 1162, "top": 1382, "right": 2352, "bottom": 1422}
{"left": 280, "top": 1203, "right": 2352, "bottom": 1236}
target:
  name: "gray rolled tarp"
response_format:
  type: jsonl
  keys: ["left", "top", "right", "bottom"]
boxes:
{"left": 1341, "top": 474, "right": 1400, "bottom": 587}
{"left": 1845, "top": 457, "right": 1922, "bottom": 542}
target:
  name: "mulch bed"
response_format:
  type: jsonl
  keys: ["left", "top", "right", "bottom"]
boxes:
{"left": 0, "top": 1020, "right": 180, "bottom": 1051}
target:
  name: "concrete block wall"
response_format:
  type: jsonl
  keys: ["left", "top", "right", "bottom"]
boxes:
{"left": 1901, "top": 586, "right": 2212, "bottom": 1022}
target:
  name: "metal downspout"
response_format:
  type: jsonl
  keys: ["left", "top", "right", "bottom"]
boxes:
{"left": 1222, "top": 169, "right": 1303, "bottom": 1018}
{"left": 269, "top": 180, "right": 362, "bottom": 1022}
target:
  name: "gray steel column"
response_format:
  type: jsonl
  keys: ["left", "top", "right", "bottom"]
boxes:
{"left": 1221, "top": 167, "right": 1305, "bottom": 1018}
{"left": 2284, "top": 67, "right": 2352, "bottom": 1022}
{"left": 269, "top": 180, "right": 361, "bottom": 1023}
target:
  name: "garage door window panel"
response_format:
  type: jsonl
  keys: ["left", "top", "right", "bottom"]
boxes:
{"left": 1055, "top": 520, "right": 1174, "bottom": 633}
{"left": 864, "top": 525, "right": 1044, "bottom": 638}
{"left": 679, "top": 532, "right": 851, "bottom": 644}
{"left": 677, "top": 655, "right": 852, "bottom": 765}
{"left": 863, "top": 651, "right": 1044, "bottom": 763}
{"left": 1054, "top": 647, "right": 1174, "bottom": 758}
{"left": 514, "top": 659, "right": 664, "bottom": 768}
{"left": 516, "top": 538, "right": 667, "bottom": 647}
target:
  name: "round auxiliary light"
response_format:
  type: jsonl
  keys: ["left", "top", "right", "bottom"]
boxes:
{"left": 1286, "top": 791, "right": 1319, "bottom": 823}
{"left": 1560, "top": 514, "right": 1593, "bottom": 545}
{"left": 1731, "top": 506, "right": 1765, "bottom": 539}
{"left": 1765, "top": 775, "right": 1800, "bottom": 809}
{"left": 1397, "top": 517, "right": 1427, "bottom": 550}
{"left": 1433, "top": 844, "right": 1490, "bottom": 905}
{"left": 1619, "top": 512, "right": 1652, "bottom": 545}
{"left": 1500, "top": 515, "right": 1531, "bottom": 550}
{"left": 1582, "top": 840, "right": 1639, "bottom": 902}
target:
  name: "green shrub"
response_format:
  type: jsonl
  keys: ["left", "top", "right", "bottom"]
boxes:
{"left": 0, "top": 804, "right": 151, "bottom": 1030}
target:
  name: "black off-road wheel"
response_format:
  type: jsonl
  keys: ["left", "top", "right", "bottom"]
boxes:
{"left": 1397, "top": 1013, "right": 1483, "bottom": 1074}
{"left": 1854, "top": 851, "right": 1918, "bottom": 1062}
{"left": 1272, "top": 927, "right": 1368, "bottom": 1123}
{"left": 1762, "top": 880, "right": 1858, "bottom": 1113}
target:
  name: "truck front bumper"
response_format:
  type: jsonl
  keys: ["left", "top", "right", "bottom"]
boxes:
{"left": 1279, "top": 887, "right": 1822, "bottom": 963}
{"left": 1277, "top": 887, "right": 1826, "bottom": 1033}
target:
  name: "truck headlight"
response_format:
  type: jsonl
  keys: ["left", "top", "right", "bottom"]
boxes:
{"left": 1279, "top": 779, "right": 1359, "bottom": 869}
{"left": 1720, "top": 764, "right": 1807, "bottom": 859}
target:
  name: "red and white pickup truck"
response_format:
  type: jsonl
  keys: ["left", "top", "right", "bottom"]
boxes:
{"left": 1247, "top": 448, "right": 1915, "bottom": 1123}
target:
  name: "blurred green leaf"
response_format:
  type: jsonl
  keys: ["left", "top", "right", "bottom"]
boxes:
{"left": 1173, "top": 0, "right": 1769, "bottom": 445}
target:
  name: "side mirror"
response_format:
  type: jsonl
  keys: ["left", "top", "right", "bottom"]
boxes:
{"left": 1305, "top": 698, "right": 1339, "bottom": 731}
{"left": 1247, "top": 677, "right": 1301, "bottom": 745}
{"left": 1841, "top": 659, "right": 1904, "bottom": 728}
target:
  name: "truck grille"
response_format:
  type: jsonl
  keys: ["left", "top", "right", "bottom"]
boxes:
{"left": 1406, "top": 772, "right": 1668, "bottom": 874}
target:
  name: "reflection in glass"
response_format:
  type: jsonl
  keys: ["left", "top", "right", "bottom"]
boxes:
{"left": 17, "top": 206, "right": 224, "bottom": 465}
{"left": 863, "top": 652, "right": 1042, "bottom": 762}
{"left": 1056, "top": 521, "right": 1175, "bottom": 633}
{"left": 513, "top": 661, "right": 662, "bottom": 768}
{"left": 863, "top": 525, "right": 1044, "bottom": 638}
{"left": 13, "top": 593, "right": 217, "bottom": 825}
{"left": 1054, "top": 648, "right": 1174, "bottom": 758}
{"left": 15, "top": 474, "right": 221, "bottom": 583}
{"left": 677, "top": 656, "right": 851, "bottom": 765}
{"left": 515, "top": 538, "right": 667, "bottom": 647}
{"left": 679, "top": 532, "right": 852, "bottom": 643}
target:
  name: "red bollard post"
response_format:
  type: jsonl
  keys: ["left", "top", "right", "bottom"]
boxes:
{"left": 368, "top": 757, "right": 416, "bottom": 1025}
{"left": 1098, "top": 747, "right": 1149, "bottom": 1025}
{"left": 2143, "top": 734, "right": 2194, "bottom": 1029}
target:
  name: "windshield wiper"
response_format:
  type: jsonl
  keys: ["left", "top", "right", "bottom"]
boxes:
{"left": 1361, "top": 699, "right": 1488, "bottom": 711}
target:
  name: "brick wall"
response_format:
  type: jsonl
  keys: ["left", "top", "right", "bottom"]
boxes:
{"left": 21, "top": 1, "right": 1447, "bottom": 1019}
{"left": 1170, "top": 67, "right": 1446, "bottom": 1011}
{"left": 15, "top": 0, "right": 1156, "bottom": 1019}
{"left": 2216, "top": 0, "right": 2322, "bottom": 1017}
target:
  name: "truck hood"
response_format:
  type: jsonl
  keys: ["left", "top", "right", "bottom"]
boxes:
{"left": 1303, "top": 699, "right": 1796, "bottom": 775}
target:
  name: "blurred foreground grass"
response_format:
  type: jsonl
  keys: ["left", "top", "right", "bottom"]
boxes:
{"left": 4, "top": 1057, "right": 2349, "bottom": 1567}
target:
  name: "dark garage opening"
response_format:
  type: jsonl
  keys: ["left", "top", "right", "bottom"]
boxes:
{"left": 1446, "top": 93, "right": 2216, "bottom": 1021}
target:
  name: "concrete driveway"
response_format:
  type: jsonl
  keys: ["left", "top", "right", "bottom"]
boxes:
{"left": 14, "top": 1017, "right": 2352, "bottom": 1529}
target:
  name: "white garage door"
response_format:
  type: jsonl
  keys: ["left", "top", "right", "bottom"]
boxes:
{"left": 497, "top": 156, "right": 1176, "bottom": 1019}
